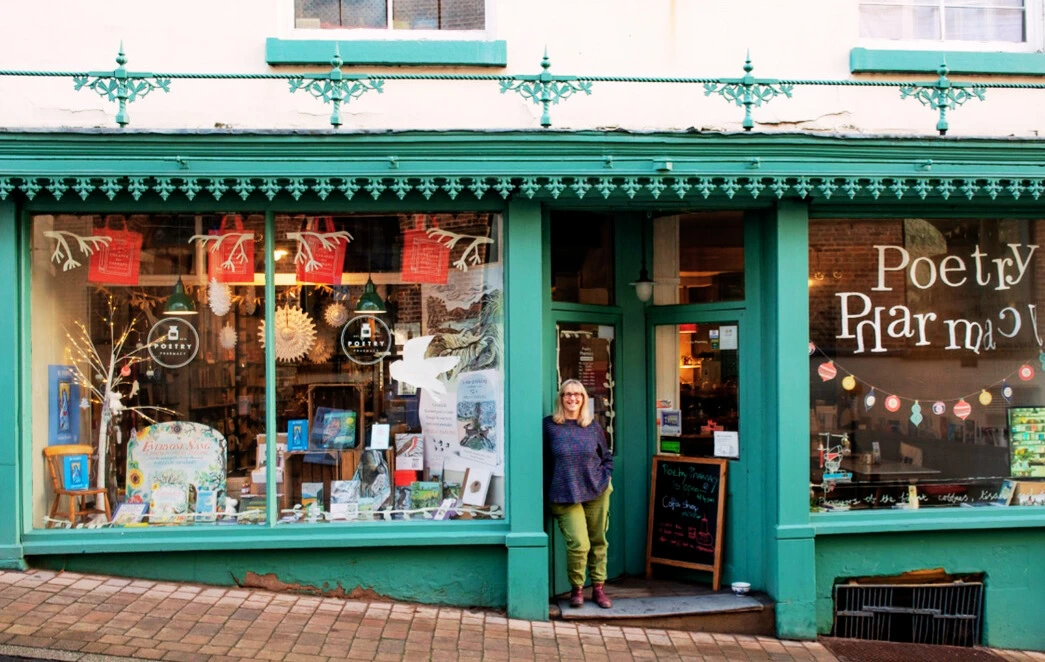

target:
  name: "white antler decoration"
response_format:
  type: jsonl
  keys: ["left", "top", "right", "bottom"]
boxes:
{"left": 43, "top": 230, "right": 112, "bottom": 271}
{"left": 188, "top": 232, "right": 254, "bottom": 270}
{"left": 286, "top": 229, "right": 353, "bottom": 273}
{"left": 426, "top": 228, "right": 494, "bottom": 272}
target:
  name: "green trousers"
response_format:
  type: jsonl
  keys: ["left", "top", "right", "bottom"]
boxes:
{"left": 550, "top": 482, "right": 612, "bottom": 588}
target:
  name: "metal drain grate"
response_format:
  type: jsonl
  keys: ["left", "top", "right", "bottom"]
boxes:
{"left": 833, "top": 582, "right": 983, "bottom": 646}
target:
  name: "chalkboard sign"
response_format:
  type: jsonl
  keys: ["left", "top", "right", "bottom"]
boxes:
{"left": 646, "top": 455, "right": 728, "bottom": 590}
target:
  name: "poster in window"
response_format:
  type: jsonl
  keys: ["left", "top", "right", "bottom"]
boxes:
{"left": 48, "top": 365, "right": 80, "bottom": 446}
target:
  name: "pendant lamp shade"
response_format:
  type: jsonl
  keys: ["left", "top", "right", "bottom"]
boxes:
{"left": 354, "top": 276, "right": 386, "bottom": 314}
{"left": 164, "top": 276, "right": 198, "bottom": 315}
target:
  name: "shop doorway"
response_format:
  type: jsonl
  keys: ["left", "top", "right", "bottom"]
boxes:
{"left": 549, "top": 316, "right": 625, "bottom": 596}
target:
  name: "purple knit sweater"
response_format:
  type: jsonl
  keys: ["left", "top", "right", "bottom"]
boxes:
{"left": 543, "top": 416, "right": 614, "bottom": 505}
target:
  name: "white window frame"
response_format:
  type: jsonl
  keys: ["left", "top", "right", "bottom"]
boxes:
{"left": 282, "top": 0, "right": 497, "bottom": 41}
{"left": 857, "top": 0, "right": 1045, "bottom": 52}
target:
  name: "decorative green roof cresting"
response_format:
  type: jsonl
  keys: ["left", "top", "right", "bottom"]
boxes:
{"left": 900, "top": 62, "right": 986, "bottom": 136}
{"left": 287, "top": 47, "right": 384, "bottom": 128}
{"left": 71, "top": 44, "right": 171, "bottom": 127}
{"left": 703, "top": 53, "right": 793, "bottom": 131}
{"left": 4, "top": 174, "right": 1045, "bottom": 205}
{"left": 498, "top": 50, "right": 592, "bottom": 128}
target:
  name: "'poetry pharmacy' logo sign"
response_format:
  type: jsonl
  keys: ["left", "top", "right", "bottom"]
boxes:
{"left": 340, "top": 315, "right": 392, "bottom": 365}
{"left": 147, "top": 318, "right": 200, "bottom": 369}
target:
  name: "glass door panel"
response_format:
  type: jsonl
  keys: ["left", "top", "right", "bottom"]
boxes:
{"left": 654, "top": 321, "right": 740, "bottom": 458}
{"left": 556, "top": 322, "right": 617, "bottom": 453}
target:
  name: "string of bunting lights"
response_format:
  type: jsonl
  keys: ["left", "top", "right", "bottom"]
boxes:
{"left": 811, "top": 342, "right": 1045, "bottom": 425}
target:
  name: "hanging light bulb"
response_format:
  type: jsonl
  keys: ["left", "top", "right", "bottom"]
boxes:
{"left": 631, "top": 213, "right": 654, "bottom": 303}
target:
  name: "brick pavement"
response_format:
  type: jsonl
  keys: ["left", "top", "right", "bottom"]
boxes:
{"left": 0, "top": 570, "right": 1042, "bottom": 662}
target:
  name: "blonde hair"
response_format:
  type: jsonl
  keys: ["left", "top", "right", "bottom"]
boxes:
{"left": 552, "top": 379, "right": 594, "bottom": 427}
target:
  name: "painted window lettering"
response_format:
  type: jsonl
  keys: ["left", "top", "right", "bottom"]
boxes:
{"left": 836, "top": 243, "right": 1041, "bottom": 354}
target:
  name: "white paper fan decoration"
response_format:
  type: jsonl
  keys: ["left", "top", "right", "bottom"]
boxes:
{"left": 309, "top": 333, "right": 335, "bottom": 363}
{"left": 208, "top": 278, "right": 232, "bottom": 317}
{"left": 258, "top": 305, "right": 317, "bottom": 362}
{"left": 219, "top": 324, "right": 238, "bottom": 350}
{"left": 324, "top": 301, "right": 350, "bottom": 327}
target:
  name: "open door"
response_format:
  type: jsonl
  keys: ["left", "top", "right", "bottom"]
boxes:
{"left": 549, "top": 318, "right": 624, "bottom": 595}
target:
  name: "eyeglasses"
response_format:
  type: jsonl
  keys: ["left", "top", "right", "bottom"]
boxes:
{"left": 562, "top": 393, "right": 584, "bottom": 400}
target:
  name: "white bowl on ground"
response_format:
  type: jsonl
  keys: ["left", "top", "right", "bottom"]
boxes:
{"left": 731, "top": 581, "right": 751, "bottom": 595}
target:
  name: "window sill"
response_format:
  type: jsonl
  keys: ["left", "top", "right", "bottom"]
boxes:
{"left": 812, "top": 506, "right": 1045, "bottom": 536}
{"left": 21, "top": 520, "right": 511, "bottom": 555}
{"left": 850, "top": 47, "right": 1045, "bottom": 76}
{"left": 266, "top": 37, "right": 507, "bottom": 67}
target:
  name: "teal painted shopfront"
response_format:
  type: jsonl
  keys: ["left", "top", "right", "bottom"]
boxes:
{"left": 1, "top": 131, "right": 1043, "bottom": 650}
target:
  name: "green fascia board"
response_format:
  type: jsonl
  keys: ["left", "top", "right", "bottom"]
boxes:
{"left": 21, "top": 522, "right": 511, "bottom": 555}
{"left": 3, "top": 131, "right": 1045, "bottom": 180}
{"left": 266, "top": 37, "right": 507, "bottom": 67}
{"left": 851, "top": 47, "right": 1045, "bottom": 76}
{"left": 812, "top": 507, "right": 1045, "bottom": 535}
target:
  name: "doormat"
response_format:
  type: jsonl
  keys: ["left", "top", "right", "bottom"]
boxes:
{"left": 557, "top": 592, "right": 762, "bottom": 619}
{"left": 820, "top": 638, "right": 1004, "bottom": 662}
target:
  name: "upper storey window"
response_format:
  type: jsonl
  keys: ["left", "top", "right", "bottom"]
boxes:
{"left": 859, "top": 0, "right": 1035, "bottom": 45}
{"left": 295, "top": 0, "right": 485, "bottom": 31}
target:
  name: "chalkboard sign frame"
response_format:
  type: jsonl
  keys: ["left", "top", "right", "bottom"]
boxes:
{"left": 646, "top": 455, "right": 729, "bottom": 591}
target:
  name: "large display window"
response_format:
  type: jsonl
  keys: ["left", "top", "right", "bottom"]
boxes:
{"left": 29, "top": 211, "right": 505, "bottom": 529}
{"left": 809, "top": 218, "right": 1045, "bottom": 511}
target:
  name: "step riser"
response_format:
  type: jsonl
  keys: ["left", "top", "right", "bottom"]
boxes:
{"left": 560, "top": 608, "right": 776, "bottom": 635}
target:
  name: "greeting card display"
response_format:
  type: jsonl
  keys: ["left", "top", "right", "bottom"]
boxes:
{"left": 88, "top": 216, "right": 142, "bottom": 285}
{"left": 207, "top": 214, "right": 255, "bottom": 284}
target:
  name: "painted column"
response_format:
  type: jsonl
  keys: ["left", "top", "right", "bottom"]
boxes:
{"left": 764, "top": 200, "right": 816, "bottom": 638}
{"left": 505, "top": 198, "right": 549, "bottom": 620}
{"left": 615, "top": 214, "right": 650, "bottom": 576}
{"left": 0, "top": 201, "right": 26, "bottom": 569}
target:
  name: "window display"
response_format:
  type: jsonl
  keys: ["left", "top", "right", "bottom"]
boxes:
{"left": 268, "top": 212, "right": 504, "bottom": 524}
{"left": 809, "top": 218, "right": 1045, "bottom": 511}
{"left": 30, "top": 211, "right": 505, "bottom": 529}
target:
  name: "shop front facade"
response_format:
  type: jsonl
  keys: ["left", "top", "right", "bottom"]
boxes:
{"left": 0, "top": 131, "right": 1043, "bottom": 651}
{"left": 1, "top": 0, "right": 1045, "bottom": 651}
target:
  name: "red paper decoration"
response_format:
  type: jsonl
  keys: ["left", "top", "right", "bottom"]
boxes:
{"left": 954, "top": 399, "right": 972, "bottom": 420}
{"left": 401, "top": 227, "right": 450, "bottom": 285}
{"left": 818, "top": 361, "right": 837, "bottom": 382}
{"left": 88, "top": 215, "right": 142, "bottom": 286}
{"left": 885, "top": 395, "right": 901, "bottom": 412}
{"left": 207, "top": 214, "right": 255, "bottom": 284}
{"left": 1019, "top": 364, "right": 1035, "bottom": 381}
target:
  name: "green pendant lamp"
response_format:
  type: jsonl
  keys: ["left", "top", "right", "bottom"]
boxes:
{"left": 354, "top": 222, "right": 385, "bottom": 314}
{"left": 164, "top": 276, "right": 198, "bottom": 315}
{"left": 354, "top": 276, "right": 385, "bottom": 314}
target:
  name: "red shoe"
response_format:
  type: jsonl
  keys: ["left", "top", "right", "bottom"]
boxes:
{"left": 569, "top": 586, "right": 584, "bottom": 608}
{"left": 592, "top": 583, "right": 612, "bottom": 609}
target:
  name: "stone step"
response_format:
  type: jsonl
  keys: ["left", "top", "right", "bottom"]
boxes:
{"left": 551, "top": 591, "right": 776, "bottom": 635}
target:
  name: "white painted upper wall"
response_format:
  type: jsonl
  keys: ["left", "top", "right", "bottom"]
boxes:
{"left": 0, "top": 0, "right": 1041, "bottom": 136}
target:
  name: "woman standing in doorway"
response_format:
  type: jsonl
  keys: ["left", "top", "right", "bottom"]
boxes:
{"left": 544, "top": 379, "right": 614, "bottom": 609}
